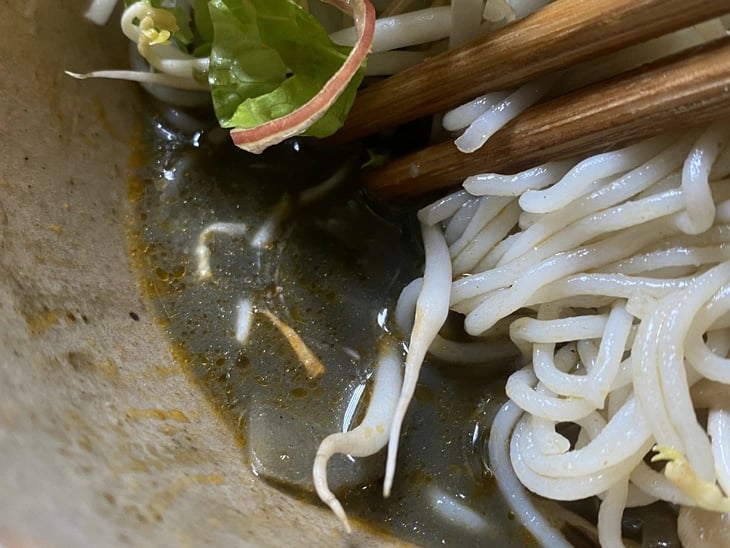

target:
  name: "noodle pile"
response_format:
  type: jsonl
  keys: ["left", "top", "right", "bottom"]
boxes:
{"left": 375, "top": 4, "right": 730, "bottom": 547}
{"left": 396, "top": 115, "right": 730, "bottom": 545}
{"left": 312, "top": 3, "right": 730, "bottom": 545}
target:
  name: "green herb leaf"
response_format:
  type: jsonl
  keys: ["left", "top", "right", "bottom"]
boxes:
{"left": 193, "top": 0, "right": 215, "bottom": 46}
{"left": 207, "top": 0, "right": 366, "bottom": 138}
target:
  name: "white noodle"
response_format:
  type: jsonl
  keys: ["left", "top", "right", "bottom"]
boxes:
{"left": 395, "top": 277, "right": 518, "bottom": 364}
{"left": 464, "top": 217, "right": 681, "bottom": 334}
{"left": 633, "top": 263, "right": 730, "bottom": 482}
{"left": 482, "top": 0, "right": 551, "bottom": 27}
{"left": 519, "top": 135, "right": 669, "bottom": 214}
{"left": 195, "top": 222, "right": 248, "bottom": 279}
{"left": 84, "top": 0, "right": 119, "bottom": 25}
{"left": 685, "top": 286, "right": 730, "bottom": 383}
{"left": 483, "top": 0, "right": 514, "bottom": 23}
{"left": 418, "top": 189, "right": 472, "bottom": 226}
{"left": 234, "top": 298, "right": 254, "bottom": 345}
{"left": 455, "top": 75, "right": 558, "bottom": 153}
{"left": 511, "top": 314, "right": 609, "bottom": 344}
{"left": 313, "top": 342, "right": 403, "bottom": 532}
{"left": 405, "top": 110, "right": 730, "bottom": 543}
{"left": 449, "top": 195, "right": 515, "bottom": 257}
{"left": 427, "top": 485, "right": 493, "bottom": 534}
{"left": 506, "top": 367, "right": 595, "bottom": 422}
{"left": 604, "top": 243, "right": 730, "bottom": 276}
{"left": 384, "top": 222, "right": 451, "bottom": 497}
{"left": 463, "top": 159, "right": 574, "bottom": 196}
{"left": 709, "top": 407, "right": 730, "bottom": 496}
{"left": 443, "top": 91, "right": 511, "bottom": 132}
{"left": 330, "top": 7, "right": 452, "bottom": 53}
{"left": 394, "top": 277, "right": 423, "bottom": 333}
{"left": 488, "top": 401, "right": 573, "bottom": 548}
{"left": 676, "top": 122, "right": 729, "bottom": 235}
{"left": 597, "top": 478, "right": 629, "bottom": 548}
{"left": 451, "top": 200, "right": 521, "bottom": 275}
{"left": 444, "top": 196, "right": 481, "bottom": 244}
{"left": 496, "top": 134, "right": 697, "bottom": 267}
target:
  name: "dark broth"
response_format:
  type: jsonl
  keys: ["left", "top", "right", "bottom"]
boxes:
{"left": 128, "top": 109, "right": 682, "bottom": 547}
{"left": 127, "top": 110, "right": 532, "bottom": 546}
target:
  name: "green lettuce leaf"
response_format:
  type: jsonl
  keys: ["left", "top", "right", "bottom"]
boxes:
{"left": 207, "top": 0, "right": 366, "bottom": 138}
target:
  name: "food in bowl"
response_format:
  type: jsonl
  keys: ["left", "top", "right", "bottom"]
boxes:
{"left": 72, "top": 1, "right": 730, "bottom": 545}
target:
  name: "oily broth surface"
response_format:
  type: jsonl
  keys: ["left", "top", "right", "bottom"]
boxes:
{"left": 128, "top": 111, "right": 534, "bottom": 546}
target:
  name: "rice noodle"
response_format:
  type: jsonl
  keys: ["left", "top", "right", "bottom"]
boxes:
{"left": 455, "top": 75, "right": 558, "bottom": 153}
{"left": 376, "top": 47, "right": 730, "bottom": 539}
{"left": 195, "top": 222, "right": 248, "bottom": 279}
{"left": 384, "top": 222, "right": 451, "bottom": 497}
{"left": 676, "top": 122, "right": 730, "bottom": 235}
{"left": 401, "top": 118, "right": 730, "bottom": 544}
{"left": 330, "top": 6, "right": 452, "bottom": 52}
{"left": 488, "top": 401, "right": 573, "bottom": 548}
{"left": 235, "top": 298, "right": 254, "bottom": 345}
{"left": 387, "top": 11, "right": 730, "bottom": 535}
{"left": 518, "top": 135, "right": 670, "bottom": 214}
{"left": 597, "top": 478, "right": 629, "bottom": 548}
{"left": 84, "top": 0, "right": 119, "bottom": 25}
{"left": 482, "top": 0, "right": 550, "bottom": 27}
{"left": 463, "top": 159, "right": 574, "bottom": 196}
{"left": 442, "top": 91, "right": 511, "bottom": 131}
{"left": 313, "top": 342, "right": 403, "bottom": 532}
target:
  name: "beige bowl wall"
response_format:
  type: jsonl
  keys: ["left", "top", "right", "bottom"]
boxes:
{"left": 0, "top": 2, "right": 393, "bottom": 546}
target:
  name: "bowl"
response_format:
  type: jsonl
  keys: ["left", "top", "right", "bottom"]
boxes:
{"left": 0, "top": 1, "right": 393, "bottom": 545}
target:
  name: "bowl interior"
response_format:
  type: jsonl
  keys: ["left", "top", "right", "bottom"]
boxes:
{"left": 0, "top": 2, "right": 393, "bottom": 545}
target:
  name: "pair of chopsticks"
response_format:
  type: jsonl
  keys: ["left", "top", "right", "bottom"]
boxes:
{"left": 333, "top": 0, "right": 730, "bottom": 201}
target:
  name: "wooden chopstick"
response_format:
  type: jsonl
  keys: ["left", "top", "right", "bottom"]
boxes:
{"left": 362, "top": 36, "right": 730, "bottom": 201}
{"left": 331, "top": 0, "right": 729, "bottom": 144}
